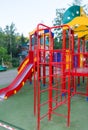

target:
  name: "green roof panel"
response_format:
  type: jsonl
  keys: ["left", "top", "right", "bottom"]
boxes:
{"left": 63, "top": 5, "right": 80, "bottom": 24}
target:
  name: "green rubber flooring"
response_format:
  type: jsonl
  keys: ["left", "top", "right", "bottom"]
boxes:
{"left": 0, "top": 82, "right": 88, "bottom": 130}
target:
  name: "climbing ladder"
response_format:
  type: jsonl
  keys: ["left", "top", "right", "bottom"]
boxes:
{"left": 30, "top": 24, "right": 73, "bottom": 130}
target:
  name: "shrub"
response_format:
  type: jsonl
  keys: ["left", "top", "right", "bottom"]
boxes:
{"left": 12, "top": 57, "right": 19, "bottom": 67}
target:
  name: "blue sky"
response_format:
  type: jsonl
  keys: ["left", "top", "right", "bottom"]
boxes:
{"left": 0, "top": 0, "right": 87, "bottom": 37}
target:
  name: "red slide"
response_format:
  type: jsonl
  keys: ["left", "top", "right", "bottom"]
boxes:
{"left": 0, "top": 62, "right": 33, "bottom": 100}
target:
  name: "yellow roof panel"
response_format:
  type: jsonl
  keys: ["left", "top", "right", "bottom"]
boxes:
{"left": 67, "top": 16, "right": 88, "bottom": 27}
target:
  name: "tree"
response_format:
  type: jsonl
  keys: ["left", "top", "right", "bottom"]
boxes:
{"left": 53, "top": 8, "right": 65, "bottom": 26}
{"left": 69, "top": 0, "right": 82, "bottom": 6}
{"left": 4, "top": 23, "right": 18, "bottom": 59}
{"left": 52, "top": 8, "right": 66, "bottom": 49}
{"left": 0, "top": 47, "right": 7, "bottom": 58}
{"left": 0, "top": 28, "right": 6, "bottom": 47}
{"left": 20, "top": 34, "right": 26, "bottom": 43}
{"left": 53, "top": 8, "right": 65, "bottom": 35}
{"left": 0, "top": 47, "right": 10, "bottom": 65}
{"left": 83, "top": 5, "right": 88, "bottom": 15}
{"left": 0, "top": 23, "right": 29, "bottom": 67}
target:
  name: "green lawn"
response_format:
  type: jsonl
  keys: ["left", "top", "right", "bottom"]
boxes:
{"left": 0, "top": 82, "right": 88, "bottom": 130}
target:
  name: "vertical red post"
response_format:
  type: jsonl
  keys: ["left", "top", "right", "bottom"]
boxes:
{"left": 71, "top": 30, "right": 75, "bottom": 91}
{"left": 78, "top": 38, "right": 80, "bottom": 86}
{"left": 86, "top": 77, "right": 88, "bottom": 100}
{"left": 82, "top": 37, "right": 85, "bottom": 83}
{"left": 67, "top": 70, "right": 71, "bottom": 127}
{"left": 37, "top": 55, "right": 41, "bottom": 128}
{"left": 29, "top": 33, "right": 37, "bottom": 116}
{"left": 29, "top": 35, "right": 32, "bottom": 51}
{"left": 36, "top": 27, "right": 41, "bottom": 130}
{"left": 43, "top": 34, "right": 46, "bottom": 86}
{"left": 67, "top": 28, "right": 72, "bottom": 127}
{"left": 48, "top": 29, "right": 53, "bottom": 121}
{"left": 33, "top": 60, "right": 37, "bottom": 116}
{"left": 62, "top": 29, "right": 66, "bottom": 94}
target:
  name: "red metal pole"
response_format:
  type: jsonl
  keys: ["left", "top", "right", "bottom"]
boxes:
{"left": 33, "top": 46, "right": 37, "bottom": 116}
{"left": 43, "top": 34, "right": 46, "bottom": 86}
{"left": 71, "top": 30, "right": 75, "bottom": 92}
{"left": 36, "top": 23, "right": 51, "bottom": 130}
{"left": 78, "top": 38, "right": 80, "bottom": 67}
{"left": 82, "top": 37, "right": 85, "bottom": 83}
{"left": 67, "top": 29, "right": 72, "bottom": 126}
{"left": 48, "top": 29, "right": 53, "bottom": 121}
{"left": 78, "top": 38, "right": 80, "bottom": 86}
{"left": 86, "top": 77, "right": 88, "bottom": 100}
{"left": 29, "top": 35, "right": 32, "bottom": 51}
{"left": 62, "top": 29, "right": 66, "bottom": 95}
{"left": 29, "top": 34, "right": 37, "bottom": 116}
{"left": 33, "top": 59, "right": 37, "bottom": 116}
{"left": 32, "top": 33, "right": 38, "bottom": 116}
{"left": 67, "top": 72, "right": 71, "bottom": 127}
{"left": 36, "top": 28, "right": 41, "bottom": 130}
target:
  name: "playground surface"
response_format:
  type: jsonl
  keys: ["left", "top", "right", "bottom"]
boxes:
{"left": 0, "top": 69, "right": 17, "bottom": 85}
{"left": 0, "top": 72, "right": 88, "bottom": 130}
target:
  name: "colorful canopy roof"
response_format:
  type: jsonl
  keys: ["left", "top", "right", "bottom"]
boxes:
{"left": 63, "top": 5, "right": 88, "bottom": 39}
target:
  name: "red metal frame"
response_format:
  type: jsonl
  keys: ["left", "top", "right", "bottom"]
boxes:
{"left": 70, "top": 36, "right": 88, "bottom": 97}
{"left": 29, "top": 23, "right": 88, "bottom": 130}
{"left": 29, "top": 24, "right": 72, "bottom": 130}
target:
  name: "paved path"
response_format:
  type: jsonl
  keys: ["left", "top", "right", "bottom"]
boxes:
{"left": 0, "top": 69, "right": 17, "bottom": 86}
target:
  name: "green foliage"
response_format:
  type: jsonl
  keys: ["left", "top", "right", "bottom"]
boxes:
{"left": 71, "top": 0, "right": 82, "bottom": 6}
{"left": 0, "top": 47, "right": 7, "bottom": 56}
{"left": 12, "top": 57, "right": 20, "bottom": 67}
{"left": 0, "top": 46, "right": 7, "bottom": 63}
{"left": 52, "top": 8, "right": 65, "bottom": 49}
{"left": 53, "top": 8, "right": 65, "bottom": 37}
{"left": 53, "top": 8, "right": 65, "bottom": 26}
{"left": 54, "top": 37, "right": 62, "bottom": 49}
{"left": 0, "top": 28, "right": 6, "bottom": 47}
{"left": 0, "top": 46, "right": 11, "bottom": 65}
{"left": 0, "top": 22, "right": 29, "bottom": 67}
{"left": 20, "top": 34, "right": 29, "bottom": 43}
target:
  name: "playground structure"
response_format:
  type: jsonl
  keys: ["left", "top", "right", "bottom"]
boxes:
{"left": 63, "top": 5, "right": 88, "bottom": 97}
{"left": 29, "top": 22, "right": 88, "bottom": 130}
{"left": 30, "top": 24, "right": 73, "bottom": 130}
{"left": 0, "top": 5, "right": 88, "bottom": 130}
{"left": 29, "top": 5, "right": 88, "bottom": 130}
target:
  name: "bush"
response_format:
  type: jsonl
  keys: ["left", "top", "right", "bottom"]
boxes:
{"left": 12, "top": 58, "right": 19, "bottom": 67}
